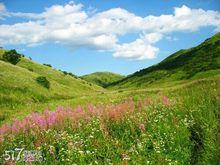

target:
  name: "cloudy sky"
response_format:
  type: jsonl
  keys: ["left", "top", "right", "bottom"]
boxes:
{"left": 0, "top": 0, "right": 220, "bottom": 75}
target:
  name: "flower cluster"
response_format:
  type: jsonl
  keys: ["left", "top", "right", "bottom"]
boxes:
{"left": 0, "top": 98, "right": 138, "bottom": 137}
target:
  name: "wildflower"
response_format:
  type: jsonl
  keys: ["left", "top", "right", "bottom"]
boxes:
{"left": 86, "top": 150, "right": 91, "bottom": 154}
{"left": 121, "top": 153, "right": 130, "bottom": 160}
{"left": 139, "top": 124, "right": 146, "bottom": 132}
{"left": 138, "top": 101, "right": 143, "bottom": 111}
{"left": 89, "top": 135, "right": 94, "bottom": 139}
{"left": 49, "top": 145, "right": 55, "bottom": 155}
{"left": 78, "top": 151, "right": 84, "bottom": 154}
{"left": 68, "top": 142, "right": 73, "bottom": 146}
{"left": 162, "top": 96, "right": 170, "bottom": 106}
{"left": 76, "top": 106, "right": 84, "bottom": 113}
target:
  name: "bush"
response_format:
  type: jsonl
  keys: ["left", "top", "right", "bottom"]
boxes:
{"left": 3, "top": 49, "right": 21, "bottom": 65}
{"left": 68, "top": 72, "right": 78, "bottom": 78}
{"left": 61, "top": 70, "right": 77, "bottom": 78}
{"left": 28, "top": 68, "right": 34, "bottom": 72}
{"left": 62, "top": 71, "right": 68, "bottom": 75}
{"left": 36, "top": 76, "right": 50, "bottom": 89}
{"left": 43, "top": 63, "right": 52, "bottom": 67}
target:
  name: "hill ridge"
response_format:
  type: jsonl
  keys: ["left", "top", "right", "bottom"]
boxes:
{"left": 81, "top": 71, "right": 125, "bottom": 87}
{"left": 108, "top": 32, "right": 220, "bottom": 89}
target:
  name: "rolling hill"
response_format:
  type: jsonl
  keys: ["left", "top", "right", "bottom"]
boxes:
{"left": 0, "top": 50, "right": 103, "bottom": 108}
{"left": 81, "top": 72, "right": 125, "bottom": 87}
{"left": 108, "top": 33, "right": 220, "bottom": 89}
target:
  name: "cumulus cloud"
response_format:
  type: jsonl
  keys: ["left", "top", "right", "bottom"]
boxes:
{"left": 114, "top": 39, "right": 159, "bottom": 60}
{"left": 114, "top": 33, "right": 162, "bottom": 60}
{"left": 0, "top": 2, "right": 219, "bottom": 60}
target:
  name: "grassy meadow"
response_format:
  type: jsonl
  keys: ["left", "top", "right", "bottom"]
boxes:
{"left": 0, "top": 33, "right": 219, "bottom": 164}
{"left": 0, "top": 76, "right": 219, "bottom": 164}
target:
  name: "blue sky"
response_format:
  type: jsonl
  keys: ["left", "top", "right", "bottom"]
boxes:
{"left": 0, "top": 0, "right": 220, "bottom": 76}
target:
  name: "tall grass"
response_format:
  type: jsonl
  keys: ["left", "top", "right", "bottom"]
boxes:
{"left": 0, "top": 83, "right": 218, "bottom": 164}
{"left": 0, "top": 85, "right": 219, "bottom": 164}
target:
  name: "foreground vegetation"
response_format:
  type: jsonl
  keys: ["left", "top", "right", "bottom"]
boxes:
{"left": 0, "top": 77, "right": 219, "bottom": 164}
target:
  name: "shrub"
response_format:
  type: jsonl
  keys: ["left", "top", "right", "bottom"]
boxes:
{"left": 60, "top": 70, "right": 77, "bottom": 78}
{"left": 2, "top": 49, "right": 21, "bottom": 65}
{"left": 62, "top": 71, "right": 68, "bottom": 75}
{"left": 36, "top": 76, "right": 50, "bottom": 89}
{"left": 43, "top": 63, "right": 52, "bottom": 67}
{"left": 28, "top": 68, "right": 34, "bottom": 72}
{"left": 68, "top": 72, "right": 78, "bottom": 78}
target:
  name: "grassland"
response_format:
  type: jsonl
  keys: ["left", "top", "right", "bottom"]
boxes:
{"left": 0, "top": 33, "right": 219, "bottom": 164}
{"left": 0, "top": 76, "right": 219, "bottom": 164}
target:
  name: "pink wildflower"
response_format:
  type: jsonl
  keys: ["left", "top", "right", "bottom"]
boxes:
{"left": 139, "top": 124, "right": 146, "bottom": 132}
{"left": 162, "top": 96, "right": 170, "bottom": 106}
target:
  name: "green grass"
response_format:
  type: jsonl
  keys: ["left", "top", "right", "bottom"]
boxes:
{"left": 0, "top": 77, "right": 219, "bottom": 164}
{"left": 0, "top": 60, "right": 102, "bottom": 103}
{"left": 0, "top": 54, "right": 104, "bottom": 124}
{"left": 81, "top": 72, "right": 125, "bottom": 87}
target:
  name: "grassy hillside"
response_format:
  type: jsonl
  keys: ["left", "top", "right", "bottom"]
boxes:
{"left": 0, "top": 50, "right": 103, "bottom": 108}
{"left": 81, "top": 72, "right": 124, "bottom": 87}
{"left": 108, "top": 33, "right": 220, "bottom": 89}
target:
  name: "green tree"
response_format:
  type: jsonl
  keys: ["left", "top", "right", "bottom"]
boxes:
{"left": 3, "top": 49, "right": 21, "bottom": 65}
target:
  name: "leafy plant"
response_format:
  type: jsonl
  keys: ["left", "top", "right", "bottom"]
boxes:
{"left": 36, "top": 76, "right": 50, "bottom": 89}
{"left": 2, "top": 49, "right": 21, "bottom": 65}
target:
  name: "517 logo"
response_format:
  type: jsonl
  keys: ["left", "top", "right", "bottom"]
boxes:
{"left": 2, "top": 148, "right": 43, "bottom": 162}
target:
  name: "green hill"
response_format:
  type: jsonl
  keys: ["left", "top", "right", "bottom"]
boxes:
{"left": 108, "top": 33, "right": 220, "bottom": 89}
{"left": 0, "top": 50, "right": 103, "bottom": 108}
{"left": 81, "top": 72, "right": 125, "bottom": 87}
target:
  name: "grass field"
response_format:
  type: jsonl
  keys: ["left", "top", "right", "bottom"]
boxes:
{"left": 0, "top": 76, "right": 219, "bottom": 164}
{"left": 0, "top": 33, "right": 219, "bottom": 164}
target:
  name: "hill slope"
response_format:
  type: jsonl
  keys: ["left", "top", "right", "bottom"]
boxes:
{"left": 0, "top": 51, "right": 103, "bottom": 107}
{"left": 81, "top": 72, "right": 124, "bottom": 87}
{"left": 108, "top": 33, "right": 220, "bottom": 89}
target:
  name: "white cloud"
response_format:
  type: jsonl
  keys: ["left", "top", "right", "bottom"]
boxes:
{"left": 113, "top": 33, "right": 162, "bottom": 60}
{"left": 141, "top": 33, "right": 163, "bottom": 44}
{"left": 0, "top": 2, "right": 219, "bottom": 60}
{"left": 114, "top": 37, "right": 159, "bottom": 60}
{"left": 174, "top": 5, "right": 191, "bottom": 17}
